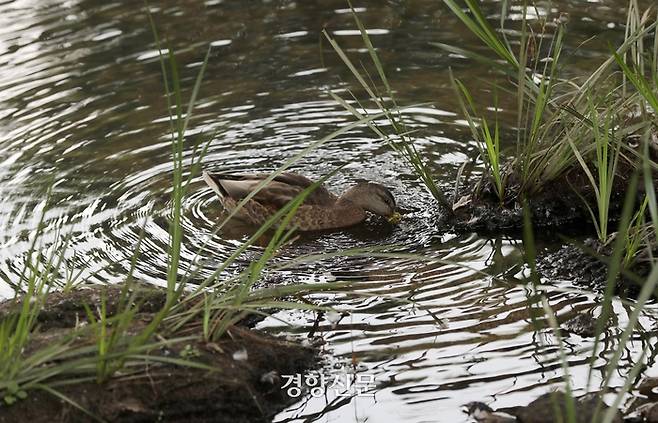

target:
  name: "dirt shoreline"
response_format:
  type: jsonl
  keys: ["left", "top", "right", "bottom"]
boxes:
{"left": 0, "top": 285, "right": 317, "bottom": 423}
{"left": 449, "top": 165, "right": 635, "bottom": 233}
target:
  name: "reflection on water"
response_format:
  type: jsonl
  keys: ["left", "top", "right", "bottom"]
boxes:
{"left": 0, "top": 0, "right": 656, "bottom": 422}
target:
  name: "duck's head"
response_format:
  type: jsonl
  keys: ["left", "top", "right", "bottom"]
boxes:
{"left": 341, "top": 181, "right": 401, "bottom": 223}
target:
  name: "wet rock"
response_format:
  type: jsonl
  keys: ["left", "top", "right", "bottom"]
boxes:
{"left": 464, "top": 401, "right": 493, "bottom": 415}
{"left": 512, "top": 392, "right": 623, "bottom": 423}
{"left": 463, "top": 402, "right": 516, "bottom": 423}
{"left": 537, "top": 237, "right": 650, "bottom": 296}
{"left": 537, "top": 240, "right": 608, "bottom": 291}
{"left": 449, "top": 156, "right": 658, "bottom": 239}
{"left": 626, "top": 400, "right": 658, "bottom": 422}
{"left": 639, "top": 378, "right": 658, "bottom": 400}
{"left": 463, "top": 392, "right": 625, "bottom": 423}
{"left": 563, "top": 311, "right": 599, "bottom": 338}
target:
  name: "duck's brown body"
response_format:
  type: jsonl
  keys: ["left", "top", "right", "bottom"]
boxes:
{"left": 203, "top": 171, "right": 396, "bottom": 231}
{"left": 223, "top": 196, "right": 366, "bottom": 231}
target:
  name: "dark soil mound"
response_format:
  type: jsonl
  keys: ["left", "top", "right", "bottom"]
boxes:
{"left": 0, "top": 284, "right": 167, "bottom": 331}
{"left": 450, "top": 165, "right": 638, "bottom": 234}
{"left": 0, "top": 285, "right": 317, "bottom": 423}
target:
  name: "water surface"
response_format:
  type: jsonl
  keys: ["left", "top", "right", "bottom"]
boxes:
{"left": 0, "top": 0, "right": 656, "bottom": 422}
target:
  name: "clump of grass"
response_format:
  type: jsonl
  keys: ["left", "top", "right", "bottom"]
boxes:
{"left": 450, "top": 75, "right": 505, "bottom": 203}
{"left": 608, "top": 2, "right": 657, "bottom": 258}
{"left": 440, "top": 0, "right": 572, "bottom": 200}
{"left": 458, "top": 1, "right": 658, "bottom": 420}
{"left": 0, "top": 210, "right": 57, "bottom": 405}
{"left": 588, "top": 171, "right": 657, "bottom": 423}
{"left": 328, "top": 0, "right": 655, "bottom": 236}
{"left": 437, "top": 0, "right": 658, "bottom": 257}
{"left": 568, "top": 103, "right": 622, "bottom": 241}
{"left": 0, "top": 199, "right": 105, "bottom": 416}
{"left": 0, "top": 16, "right": 218, "bottom": 405}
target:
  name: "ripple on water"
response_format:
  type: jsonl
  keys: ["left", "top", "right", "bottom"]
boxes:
{"left": 0, "top": 0, "right": 656, "bottom": 422}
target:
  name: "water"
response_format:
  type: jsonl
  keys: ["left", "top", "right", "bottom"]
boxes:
{"left": 0, "top": 0, "right": 656, "bottom": 421}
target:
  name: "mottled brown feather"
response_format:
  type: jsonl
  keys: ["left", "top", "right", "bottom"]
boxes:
{"left": 203, "top": 171, "right": 392, "bottom": 231}
{"left": 211, "top": 172, "right": 335, "bottom": 206}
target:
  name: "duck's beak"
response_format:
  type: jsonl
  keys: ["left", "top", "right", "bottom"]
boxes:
{"left": 387, "top": 211, "right": 402, "bottom": 224}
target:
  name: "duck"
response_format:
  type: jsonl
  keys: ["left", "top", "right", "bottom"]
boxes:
{"left": 202, "top": 171, "right": 401, "bottom": 231}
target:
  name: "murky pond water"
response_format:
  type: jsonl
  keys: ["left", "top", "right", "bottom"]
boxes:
{"left": 1, "top": 0, "right": 657, "bottom": 421}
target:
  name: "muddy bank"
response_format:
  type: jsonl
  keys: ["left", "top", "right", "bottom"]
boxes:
{"left": 0, "top": 284, "right": 168, "bottom": 331}
{"left": 0, "top": 285, "right": 317, "bottom": 423}
{"left": 449, "top": 164, "right": 641, "bottom": 234}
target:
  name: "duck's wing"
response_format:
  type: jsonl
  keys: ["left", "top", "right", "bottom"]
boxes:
{"left": 203, "top": 172, "right": 336, "bottom": 207}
